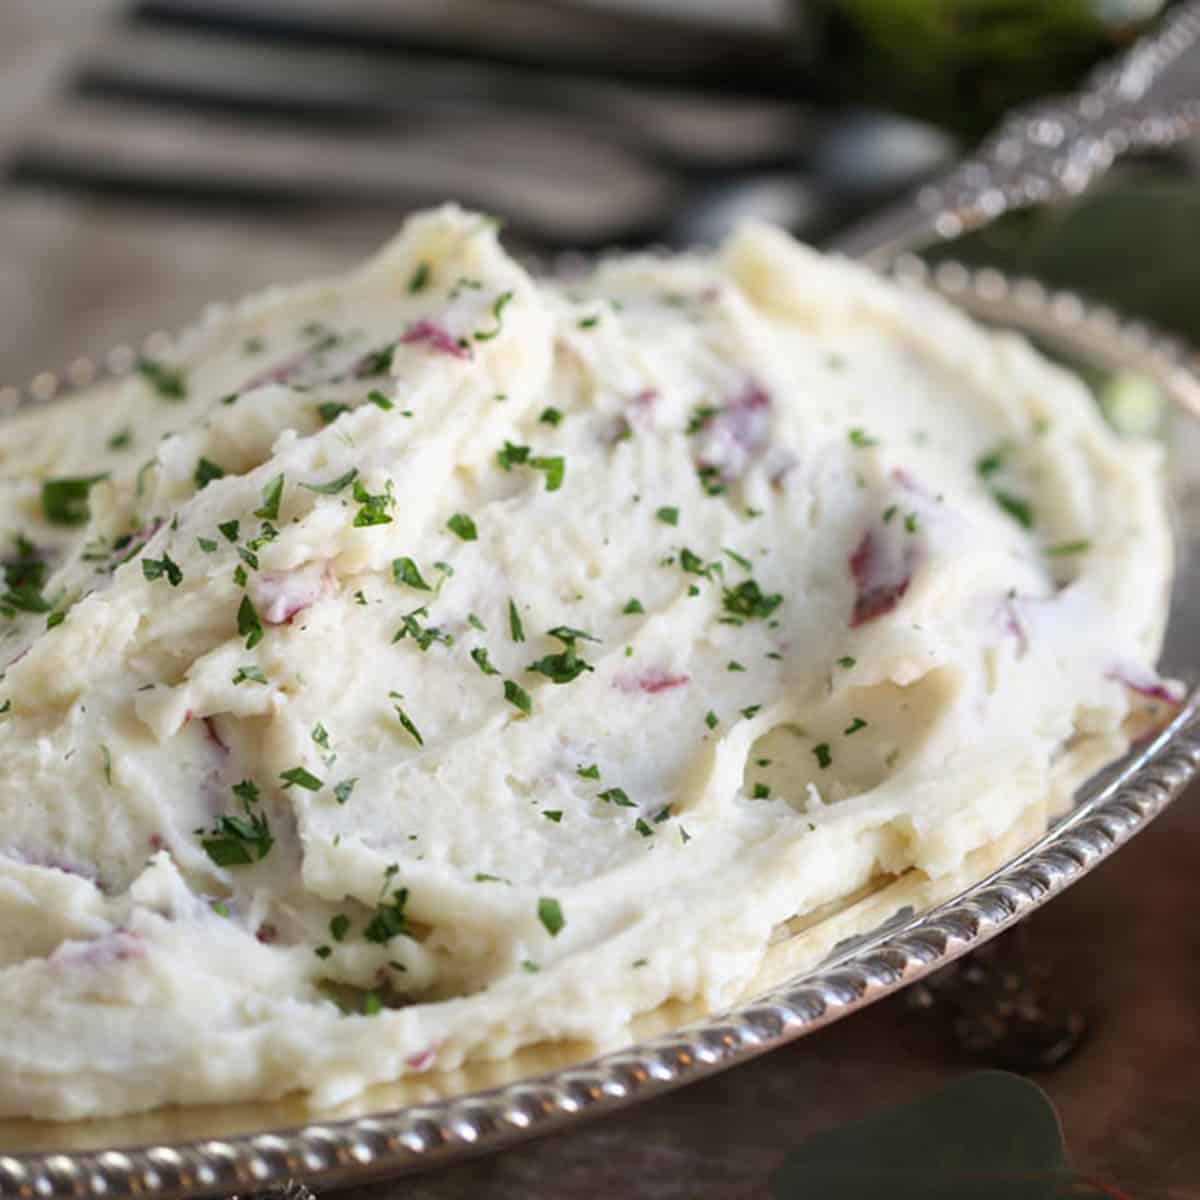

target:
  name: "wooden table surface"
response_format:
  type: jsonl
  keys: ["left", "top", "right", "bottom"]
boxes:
{"left": 3, "top": 5, "right": 1200, "bottom": 1197}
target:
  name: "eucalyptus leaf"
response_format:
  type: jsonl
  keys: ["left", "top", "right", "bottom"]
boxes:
{"left": 773, "top": 1071, "right": 1067, "bottom": 1200}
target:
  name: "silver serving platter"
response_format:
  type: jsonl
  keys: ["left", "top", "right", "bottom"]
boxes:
{"left": 1, "top": 259, "right": 1198, "bottom": 1199}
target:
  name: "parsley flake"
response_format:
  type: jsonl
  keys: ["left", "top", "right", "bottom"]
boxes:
{"left": 813, "top": 743, "right": 833, "bottom": 769}
{"left": 408, "top": 261, "right": 431, "bottom": 293}
{"left": 705, "top": 711, "right": 719, "bottom": 729}
{"left": 470, "top": 646, "right": 500, "bottom": 676}
{"left": 598, "top": 787, "right": 635, "bottom": 807}
{"left": 301, "top": 467, "right": 358, "bottom": 495}
{"left": 837, "top": 656, "right": 856, "bottom": 668}
{"left": 100, "top": 744, "right": 112, "bottom": 785}
{"left": 136, "top": 357, "right": 187, "bottom": 400}
{"left": 844, "top": 717, "right": 868, "bottom": 735}
{"left": 622, "top": 597, "right": 645, "bottom": 614}
{"left": 318, "top": 401, "right": 351, "bottom": 425}
{"left": 655, "top": 506, "right": 679, "bottom": 526}
{"left": 1046, "top": 539, "right": 1092, "bottom": 557}
{"left": 543, "top": 810, "right": 563, "bottom": 823}
{"left": 753, "top": 782, "right": 771, "bottom": 799}
{"left": 474, "top": 290, "right": 514, "bottom": 341}
{"left": 107, "top": 428, "right": 132, "bottom": 451}
{"left": 504, "top": 678, "right": 532, "bottom": 715}
{"left": 280, "top": 766, "right": 323, "bottom": 791}
{"left": 447, "top": 512, "right": 477, "bottom": 541}
{"left": 388, "top": 692, "right": 424, "bottom": 746}
{"left": 537, "top": 896, "right": 565, "bottom": 937}
{"left": 197, "top": 536, "right": 218, "bottom": 553}
{"left": 232, "top": 664, "right": 268, "bottom": 685}
{"left": 352, "top": 478, "right": 395, "bottom": 527}
{"left": 237, "top": 594, "right": 263, "bottom": 648}
{"left": 330, "top": 914, "right": 351, "bottom": 942}
{"left": 333, "top": 778, "right": 357, "bottom": 805}
{"left": 254, "top": 474, "right": 284, "bottom": 521}
{"left": 634, "top": 818, "right": 654, "bottom": 837}
{"left": 539, "top": 406, "right": 563, "bottom": 426}
{"left": 531, "top": 455, "right": 565, "bottom": 492}
{"left": 722, "top": 579, "right": 782, "bottom": 620}
{"left": 508, "top": 598, "right": 525, "bottom": 642}
{"left": 193, "top": 457, "right": 225, "bottom": 490}
{"left": 218, "top": 519, "right": 240, "bottom": 543}
{"left": 848, "top": 428, "right": 878, "bottom": 448}
{"left": 42, "top": 475, "right": 108, "bottom": 526}
{"left": 527, "top": 626, "right": 597, "bottom": 685}
{"left": 392, "top": 557, "right": 431, "bottom": 590}
{"left": 142, "top": 553, "right": 182, "bottom": 587}
{"left": 497, "top": 441, "right": 530, "bottom": 471}
{"left": 577, "top": 763, "right": 600, "bottom": 780}
{"left": 993, "top": 490, "right": 1035, "bottom": 529}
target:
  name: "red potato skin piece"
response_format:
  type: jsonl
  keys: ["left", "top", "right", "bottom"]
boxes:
{"left": 848, "top": 529, "right": 912, "bottom": 627}
{"left": 614, "top": 670, "right": 690, "bottom": 695}
{"left": 399, "top": 320, "right": 470, "bottom": 360}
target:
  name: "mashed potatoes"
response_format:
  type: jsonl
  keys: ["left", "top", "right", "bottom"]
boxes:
{"left": 0, "top": 207, "right": 1176, "bottom": 1119}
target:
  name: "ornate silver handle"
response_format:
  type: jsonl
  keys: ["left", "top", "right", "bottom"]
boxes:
{"left": 832, "top": 0, "right": 1200, "bottom": 264}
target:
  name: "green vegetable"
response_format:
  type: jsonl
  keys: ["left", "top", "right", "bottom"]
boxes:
{"left": 537, "top": 896, "right": 565, "bottom": 937}
{"left": 232, "top": 665, "right": 268, "bottom": 685}
{"left": 352, "top": 479, "right": 395, "bottom": 527}
{"left": 333, "top": 778, "right": 357, "bottom": 805}
{"left": 504, "top": 679, "right": 532, "bottom": 715}
{"left": 470, "top": 646, "right": 500, "bottom": 676}
{"left": 254, "top": 474, "right": 284, "bottom": 521}
{"left": 655, "top": 506, "right": 679, "bottom": 526}
{"left": 280, "top": 766, "right": 323, "bottom": 791}
{"left": 301, "top": 467, "right": 358, "bottom": 495}
{"left": 446, "top": 512, "right": 477, "bottom": 541}
{"left": 237, "top": 594, "right": 263, "bottom": 648}
{"left": 474, "top": 290, "right": 514, "bottom": 341}
{"left": 408, "top": 261, "right": 431, "bottom": 292}
{"left": 389, "top": 692, "right": 425, "bottom": 746}
{"left": 42, "top": 475, "right": 108, "bottom": 526}
{"left": 392, "top": 557, "right": 431, "bottom": 590}
{"left": 142, "top": 554, "right": 182, "bottom": 587}
{"left": 508, "top": 598, "right": 525, "bottom": 642}
{"left": 136, "top": 357, "right": 187, "bottom": 400}
{"left": 193, "top": 458, "right": 225, "bottom": 490}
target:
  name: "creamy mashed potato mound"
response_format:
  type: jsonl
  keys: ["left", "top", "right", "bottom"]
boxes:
{"left": 0, "top": 207, "right": 1176, "bottom": 1119}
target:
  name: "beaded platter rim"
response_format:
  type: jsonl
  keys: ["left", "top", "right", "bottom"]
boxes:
{"left": 2, "top": 259, "right": 1199, "bottom": 1199}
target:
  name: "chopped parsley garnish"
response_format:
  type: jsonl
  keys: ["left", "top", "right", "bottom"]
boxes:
{"left": 727, "top": 660, "right": 746, "bottom": 672}
{"left": 475, "top": 872, "right": 507, "bottom": 883}
{"left": 108, "top": 428, "right": 132, "bottom": 451}
{"left": 364, "top": 886, "right": 409, "bottom": 944}
{"left": 365, "top": 389, "right": 394, "bottom": 411}
{"left": 686, "top": 404, "right": 718, "bottom": 435}
{"left": 388, "top": 692, "right": 425, "bottom": 745}
{"left": 218, "top": 519, "right": 240, "bottom": 543}
{"left": 752, "top": 783, "right": 770, "bottom": 799}
{"left": 539, "top": 406, "right": 563, "bottom": 426}
{"left": 392, "top": 557, "right": 431, "bottom": 590}
{"left": 993, "top": 490, "right": 1035, "bottom": 530}
{"left": 838, "top": 656, "right": 856, "bottom": 668}
{"left": 634, "top": 818, "right": 654, "bottom": 837}
{"left": 236, "top": 546, "right": 258, "bottom": 571}
{"left": 705, "top": 711, "right": 719, "bottom": 729}
{"left": 497, "top": 441, "right": 530, "bottom": 471}
{"left": 904, "top": 512, "right": 920, "bottom": 533}
{"left": 200, "top": 781, "right": 272, "bottom": 866}
{"left": 301, "top": 467, "right": 358, "bottom": 495}
{"left": 280, "top": 766, "right": 323, "bottom": 791}
{"left": 883, "top": 505, "right": 898, "bottom": 523}
{"left": 813, "top": 743, "right": 833, "bottom": 769}
{"left": 653, "top": 806, "right": 672, "bottom": 823}
{"left": 193, "top": 458, "right": 225, "bottom": 490}
{"left": 527, "top": 626, "right": 597, "bottom": 685}
{"left": 543, "top": 810, "right": 563, "bottom": 823}
{"left": 722, "top": 580, "right": 782, "bottom": 620}
{"left": 408, "top": 261, "right": 431, "bottom": 292}
{"left": 393, "top": 606, "right": 453, "bottom": 651}
{"left": 100, "top": 744, "right": 112, "bottom": 785}
{"left": 1045, "top": 539, "right": 1092, "bottom": 557}
{"left": 474, "top": 290, "right": 514, "bottom": 341}
{"left": 844, "top": 717, "right": 868, "bottom": 735}
{"left": 254, "top": 474, "right": 284, "bottom": 521}
{"left": 46, "top": 610, "right": 65, "bottom": 629}
{"left": 312, "top": 722, "right": 331, "bottom": 752}
{"left": 578, "top": 314, "right": 601, "bottom": 329}
{"left": 333, "top": 778, "right": 357, "bottom": 805}
{"left": 598, "top": 787, "right": 635, "bottom": 807}
{"left": 723, "top": 547, "right": 752, "bottom": 570}
{"left": 447, "top": 512, "right": 477, "bottom": 541}
{"left": 318, "top": 401, "right": 351, "bottom": 425}
{"left": 508, "top": 598, "right": 525, "bottom": 642}
{"left": 697, "top": 465, "right": 725, "bottom": 496}
{"left": 42, "top": 475, "right": 108, "bottom": 526}
{"left": 976, "top": 445, "right": 1009, "bottom": 478}
{"left": 197, "top": 537, "right": 218, "bottom": 553}
{"left": 136, "top": 357, "right": 187, "bottom": 400}
{"left": 233, "top": 564, "right": 248, "bottom": 587}
{"left": 330, "top": 914, "right": 351, "bottom": 942}
{"left": 848, "top": 428, "right": 878, "bottom": 448}
{"left": 622, "top": 597, "right": 645, "bottom": 614}
{"left": 468, "top": 612, "right": 486, "bottom": 631}
{"left": 353, "top": 479, "right": 395, "bottom": 527}
{"left": 740, "top": 705, "right": 761, "bottom": 719}
{"left": 237, "top": 594, "right": 264, "bottom": 649}
{"left": 577, "top": 763, "right": 600, "bottom": 780}
{"left": 679, "top": 547, "right": 714, "bottom": 577}
{"left": 470, "top": 646, "right": 500, "bottom": 676}
{"left": 504, "top": 679, "right": 532, "bottom": 715}
{"left": 314, "top": 945, "right": 332, "bottom": 960}
{"left": 522, "top": 959, "right": 541, "bottom": 973}
{"left": 655, "top": 506, "right": 679, "bottom": 526}
{"left": 142, "top": 553, "right": 182, "bottom": 587}
{"left": 355, "top": 343, "right": 395, "bottom": 379}
{"left": 363, "top": 991, "right": 383, "bottom": 1016}
{"left": 531, "top": 455, "right": 565, "bottom": 492}
{"left": 232, "top": 664, "right": 268, "bottom": 685}
{"left": 537, "top": 896, "right": 565, "bottom": 937}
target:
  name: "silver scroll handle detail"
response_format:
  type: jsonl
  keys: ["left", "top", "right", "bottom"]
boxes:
{"left": 832, "top": 0, "right": 1200, "bottom": 265}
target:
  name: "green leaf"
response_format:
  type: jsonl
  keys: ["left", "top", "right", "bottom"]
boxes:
{"left": 530, "top": 455, "right": 565, "bottom": 492}
{"left": 772, "top": 1072, "right": 1067, "bottom": 1200}
{"left": 447, "top": 512, "right": 477, "bottom": 541}
{"left": 504, "top": 678, "right": 532, "bottom": 715}
{"left": 301, "top": 468, "right": 358, "bottom": 495}
{"left": 254, "top": 474, "right": 284, "bottom": 521}
{"left": 392, "top": 556, "right": 431, "bottom": 590}
{"left": 280, "top": 766, "right": 323, "bottom": 791}
{"left": 193, "top": 457, "right": 226, "bottom": 490}
{"left": 408, "top": 261, "right": 431, "bottom": 293}
{"left": 389, "top": 691, "right": 424, "bottom": 746}
{"left": 237, "top": 594, "right": 263, "bottom": 649}
{"left": 41, "top": 475, "right": 108, "bottom": 526}
{"left": 537, "top": 896, "right": 564, "bottom": 937}
{"left": 136, "top": 357, "right": 187, "bottom": 400}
